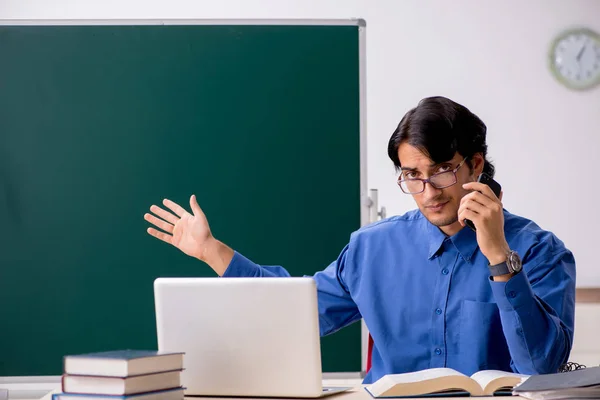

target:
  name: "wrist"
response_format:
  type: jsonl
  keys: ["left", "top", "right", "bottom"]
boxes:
{"left": 486, "top": 243, "right": 510, "bottom": 266}
{"left": 200, "top": 237, "right": 235, "bottom": 276}
{"left": 197, "top": 236, "right": 216, "bottom": 262}
{"left": 488, "top": 248, "right": 523, "bottom": 281}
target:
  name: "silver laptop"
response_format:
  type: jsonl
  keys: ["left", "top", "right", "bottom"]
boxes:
{"left": 154, "top": 277, "right": 352, "bottom": 398}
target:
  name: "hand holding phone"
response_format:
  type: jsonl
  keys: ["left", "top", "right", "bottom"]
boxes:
{"left": 464, "top": 173, "right": 502, "bottom": 231}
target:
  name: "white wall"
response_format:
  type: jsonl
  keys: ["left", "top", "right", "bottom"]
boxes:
{"left": 2, "top": 0, "right": 600, "bottom": 286}
{"left": 570, "top": 303, "right": 600, "bottom": 366}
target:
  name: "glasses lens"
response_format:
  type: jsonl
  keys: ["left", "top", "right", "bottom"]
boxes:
{"left": 400, "top": 179, "right": 424, "bottom": 194}
{"left": 429, "top": 171, "right": 456, "bottom": 188}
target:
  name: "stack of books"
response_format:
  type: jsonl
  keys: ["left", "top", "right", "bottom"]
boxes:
{"left": 51, "top": 350, "right": 185, "bottom": 400}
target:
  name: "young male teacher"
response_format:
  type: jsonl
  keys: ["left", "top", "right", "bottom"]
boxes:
{"left": 144, "top": 96, "right": 576, "bottom": 384}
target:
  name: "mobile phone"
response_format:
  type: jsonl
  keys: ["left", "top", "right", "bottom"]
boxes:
{"left": 464, "top": 173, "right": 502, "bottom": 231}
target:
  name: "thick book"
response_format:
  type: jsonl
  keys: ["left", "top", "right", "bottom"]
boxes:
{"left": 365, "top": 368, "right": 528, "bottom": 397}
{"left": 51, "top": 387, "right": 184, "bottom": 400}
{"left": 63, "top": 350, "right": 184, "bottom": 377}
{"left": 62, "top": 370, "right": 181, "bottom": 396}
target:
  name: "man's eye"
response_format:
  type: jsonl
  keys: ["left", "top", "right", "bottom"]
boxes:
{"left": 437, "top": 165, "right": 452, "bottom": 173}
{"left": 405, "top": 172, "right": 419, "bottom": 179}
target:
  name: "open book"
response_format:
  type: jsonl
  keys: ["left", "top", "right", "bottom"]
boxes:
{"left": 365, "top": 368, "right": 529, "bottom": 397}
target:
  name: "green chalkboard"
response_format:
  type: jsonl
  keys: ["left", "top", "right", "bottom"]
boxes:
{"left": 0, "top": 22, "right": 364, "bottom": 376}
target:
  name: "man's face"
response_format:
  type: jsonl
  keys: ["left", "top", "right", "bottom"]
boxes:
{"left": 397, "top": 143, "right": 481, "bottom": 230}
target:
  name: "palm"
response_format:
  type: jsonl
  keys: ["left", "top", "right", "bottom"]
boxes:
{"left": 144, "top": 195, "right": 212, "bottom": 260}
{"left": 171, "top": 213, "right": 210, "bottom": 257}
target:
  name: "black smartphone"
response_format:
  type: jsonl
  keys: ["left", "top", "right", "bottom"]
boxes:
{"left": 464, "top": 173, "right": 502, "bottom": 231}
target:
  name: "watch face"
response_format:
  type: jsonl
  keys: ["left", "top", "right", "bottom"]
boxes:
{"left": 508, "top": 251, "right": 522, "bottom": 273}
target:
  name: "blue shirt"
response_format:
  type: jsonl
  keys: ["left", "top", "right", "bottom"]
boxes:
{"left": 223, "top": 209, "right": 576, "bottom": 384}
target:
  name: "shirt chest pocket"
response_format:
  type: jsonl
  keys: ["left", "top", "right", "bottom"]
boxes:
{"left": 459, "top": 299, "right": 511, "bottom": 371}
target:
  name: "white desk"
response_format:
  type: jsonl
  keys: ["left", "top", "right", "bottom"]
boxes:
{"left": 8, "top": 378, "right": 363, "bottom": 400}
{"left": 39, "top": 386, "right": 522, "bottom": 400}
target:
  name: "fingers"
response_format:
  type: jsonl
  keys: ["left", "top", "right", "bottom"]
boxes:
{"left": 147, "top": 227, "right": 173, "bottom": 244}
{"left": 458, "top": 208, "right": 478, "bottom": 228}
{"left": 462, "top": 199, "right": 485, "bottom": 217}
{"left": 458, "top": 197, "right": 483, "bottom": 219}
{"left": 458, "top": 191, "right": 503, "bottom": 230}
{"left": 149, "top": 205, "right": 178, "bottom": 225}
{"left": 144, "top": 213, "right": 174, "bottom": 234}
{"left": 190, "top": 194, "right": 205, "bottom": 218}
{"left": 163, "top": 198, "right": 188, "bottom": 218}
{"left": 462, "top": 190, "right": 495, "bottom": 208}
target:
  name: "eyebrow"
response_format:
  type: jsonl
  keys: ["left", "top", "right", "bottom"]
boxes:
{"left": 400, "top": 161, "right": 442, "bottom": 172}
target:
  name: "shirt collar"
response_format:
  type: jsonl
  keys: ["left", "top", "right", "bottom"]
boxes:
{"left": 426, "top": 217, "right": 447, "bottom": 259}
{"left": 424, "top": 213, "right": 479, "bottom": 262}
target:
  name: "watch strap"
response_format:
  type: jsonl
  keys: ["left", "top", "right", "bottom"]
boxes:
{"left": 488, "top": 261, "right": 511, "bottom": 276}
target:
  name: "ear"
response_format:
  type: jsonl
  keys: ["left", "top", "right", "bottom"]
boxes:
{"left": 470, "top": 153, "right": 485, "bottom": 178}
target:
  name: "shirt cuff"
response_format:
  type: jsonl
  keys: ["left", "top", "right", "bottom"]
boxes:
{"left": 490, "top": 270, "right": 536, "bottom": 311}
{"left": 222, "top": 251, "right": 261, "bottom": 277}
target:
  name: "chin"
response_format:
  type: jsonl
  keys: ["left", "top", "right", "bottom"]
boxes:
{"left": 424, "top": 211, "right": 457, "bottom": 227}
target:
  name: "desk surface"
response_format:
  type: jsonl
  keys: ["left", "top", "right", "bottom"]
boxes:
{"left": 40, "top": 386, "right": 513, "bottom": 400}
{"left": 184, "top": 386, "right": 371, "bottom": 400}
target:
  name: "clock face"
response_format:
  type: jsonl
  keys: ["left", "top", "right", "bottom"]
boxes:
{"left": 550, "top": 28, "right": 600, "bottom": 90}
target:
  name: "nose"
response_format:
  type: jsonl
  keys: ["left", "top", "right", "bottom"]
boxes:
{"left": 422, "top": 180, "right": 443, "bottom": 200}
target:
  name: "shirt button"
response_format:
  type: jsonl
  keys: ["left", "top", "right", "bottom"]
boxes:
{"left": 442, "top": 268, "right": 449, "bottom": 275}
{"left": 435, "top": 308, "right": 442, "bottom": 315}
{"left": 435, "top": 348, "right": 442, "bottom": 355}
{"left": 508, "top": 291, "right": 517, "bottom": 298}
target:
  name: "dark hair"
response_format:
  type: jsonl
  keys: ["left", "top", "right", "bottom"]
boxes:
{"left": 387, "top": 96, "right": 495, "bottom": 178}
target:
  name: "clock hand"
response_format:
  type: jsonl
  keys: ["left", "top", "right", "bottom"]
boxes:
{"left": 576, "top": 43, "right": 586, "bottom": 62}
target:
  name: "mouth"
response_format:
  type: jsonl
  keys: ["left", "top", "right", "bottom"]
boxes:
{"left": 425, "top": 201, "right": 449, "bottom": 212}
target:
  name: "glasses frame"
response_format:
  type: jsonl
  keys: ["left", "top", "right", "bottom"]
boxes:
{"left": 397, "top": 158, "right": 469, "bottom": 194}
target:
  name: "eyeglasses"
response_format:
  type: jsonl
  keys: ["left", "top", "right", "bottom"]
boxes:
{"left": 397, "top": 158, "right": 468, "bottom": 194}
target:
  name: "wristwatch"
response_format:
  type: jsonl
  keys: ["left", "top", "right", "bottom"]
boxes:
{"left": 488, "top": 250, "right": 522, "bottom": 276}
